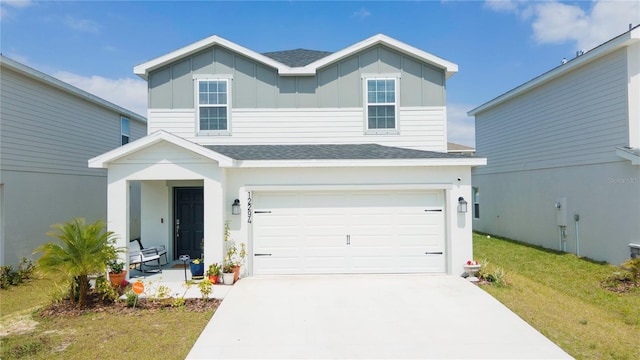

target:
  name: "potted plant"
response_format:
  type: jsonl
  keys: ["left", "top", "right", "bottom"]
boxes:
{"left": 463, "top": 260, "right": 481, "bottom": 281}
{"left": 206, "top": 262, "right": 222, "bottom": 284}
{"left": 222, "top": 262, "right": 235, "bottom": 285}
{"left": 108, "top": 259, "right": 126, "bottom": 287}
{"left": 223, "top": 220, "right": 247, "bottom": 282}
{"left": 189, "top": 258, "right": 204, "bottom": 280}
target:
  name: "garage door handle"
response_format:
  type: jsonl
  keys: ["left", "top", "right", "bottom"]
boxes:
{"left": 424, "top": 209, "right": 442, "bottom": 212}
{"left": 254, "top": 253, "right": 272, "bottom": 256}
{"left": 425, "top": 251, "right": 443, "bottom": 255}
{"left": 254, "top": 211, "right": 272, "bottom": 214}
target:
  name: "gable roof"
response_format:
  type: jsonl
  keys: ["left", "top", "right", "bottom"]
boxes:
{"left": 447, "top": 142, "right": 475, "bottom": 152}
{"left": 206, "top": 144, "right": 469, "bottom": 161}
{"left": 133, "top": 34, "right": 458, "bottom": 80}
{"left": 0, "top": 55, "right": 146, "bottom": 123}
{"left": 468, "top": 25, "right": 640, "bottom": 116}
{"left": 262, "top": 49, "right": 333, "bottom": 67}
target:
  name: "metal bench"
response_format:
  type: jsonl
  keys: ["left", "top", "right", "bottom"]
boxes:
{"left": 128, "top": 238, "right": 166, "bottom": 273}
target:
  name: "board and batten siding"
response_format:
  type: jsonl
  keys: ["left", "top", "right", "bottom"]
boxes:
{"left": 474, "top": 48, "right": 629, "bottom": 175}
{"left": 147, "top": 106, "right": 447, "bottom": 151}
{"left": 148, "top": 44, "right": 445, "bottom": 109}
{"left": 0, "top": 66, "right": 146, "bottom": 177}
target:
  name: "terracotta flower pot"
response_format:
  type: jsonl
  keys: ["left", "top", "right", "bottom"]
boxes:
{"left": 232, "top": 266, "right": 240, "bottom": 282}
{"left": 208, "top": 275, "right": 219, "bottom": 284}
{"left": 109, "top": 270, "right": 127, "bottom": 287}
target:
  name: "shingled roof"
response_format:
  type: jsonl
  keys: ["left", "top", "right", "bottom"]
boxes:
{"left": 205, "top": 144, "right": 468, "bottom": 161}
{"left": 261, "top": 49, "right": 333, "bottom": 67}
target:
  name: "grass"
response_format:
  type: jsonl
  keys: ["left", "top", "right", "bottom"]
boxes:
{"left": 0, "top": 275, "right": 215, "bottom": 359}
{"left": 474, "top": 233, "right": 640, "bottom": 360}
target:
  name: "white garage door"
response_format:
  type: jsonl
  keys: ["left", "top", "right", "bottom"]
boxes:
{"left": 252, "top": 190, "right": 446, "bottom": 274}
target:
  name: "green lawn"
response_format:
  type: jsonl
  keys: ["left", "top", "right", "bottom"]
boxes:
{"left": 474, "top": 233, "right": 640, "bottom": 360}
{"left": 0, "top": 276, "right": 215, "bottom": 360}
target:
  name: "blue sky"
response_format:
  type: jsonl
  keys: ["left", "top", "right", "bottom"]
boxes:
{"left": 1, "top": 0, "right": 638, "bottom": 146}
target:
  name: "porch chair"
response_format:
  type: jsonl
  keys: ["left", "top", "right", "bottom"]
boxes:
{"left": 131, "top": 238, "right": 168, "bottom": 265}
{"left": 128, "top": 238, "right": 165, "bottom": 273}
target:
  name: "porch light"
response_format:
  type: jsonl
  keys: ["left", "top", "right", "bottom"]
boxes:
{"left": 457, "top": 197, "right": 468, "bottom": 213}
{"left": 232, "top": 199, "right": 241, "bottom": 215}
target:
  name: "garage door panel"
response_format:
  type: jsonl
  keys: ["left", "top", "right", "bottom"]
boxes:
{"left": 253, "top": 190, "right": 446, "bottom": 275}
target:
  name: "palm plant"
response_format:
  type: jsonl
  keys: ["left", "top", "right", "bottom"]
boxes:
{"left": 34, "top": 217, "right": 120, "bottom": 307}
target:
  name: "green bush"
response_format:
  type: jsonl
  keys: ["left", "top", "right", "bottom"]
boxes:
{"left": 0, "top": 258, "right": 35, "bottom": 289}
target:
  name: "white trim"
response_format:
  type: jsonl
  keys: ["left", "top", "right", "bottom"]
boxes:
{"left": 616, "top": 147, "right": 640, "bottom": 165}
{"left": 244, "top": 183, "right": 453, "bottom": 192}
{"left": 88, "top": 130, "right": 235, "bottom": 168}
{"left": 1, "top": 55, "right": 146, "bottom": 124}
{"left": 235, "top": 158, "right": 487, "bottom": 168}
{"left": 468, "top": 26, "right": 640, "bottom": 116}
{"left": 134, "top": 34, "right": 458, "bottom": 80}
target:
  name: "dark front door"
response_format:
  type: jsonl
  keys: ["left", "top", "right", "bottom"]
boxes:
{"left": 174, "top": 187, "right": 204, "bottom": 259}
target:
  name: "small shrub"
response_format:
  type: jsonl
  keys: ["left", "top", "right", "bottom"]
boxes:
{"left": 621, "top": 258, "right": 640, "bottom": 282}
{"left": 95, "top": 276, "right": 119, "bottom": 303}
{"left": 198, "top": 279, "right": 213, "bottom": 300}
{"left": 0, "top": 258, "right": 35, "bottom": 289}
{"left": 172, "top": 297, "right": 186, "bottom": 308}
{"left": 125, "top": 291, "right": 139, "bottom": 308}
{"left": 485, "top": 267, "right": 508, "bottom": 287}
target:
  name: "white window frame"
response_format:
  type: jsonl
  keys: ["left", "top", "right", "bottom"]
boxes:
{"left": 362, "top": 74, "right": 400, "bottom": 135}
{"left": 121, "top": 116, "right": 130, "bottom": 145}
{"left": 194, "top": 74, "right": 233, "bottom": 136}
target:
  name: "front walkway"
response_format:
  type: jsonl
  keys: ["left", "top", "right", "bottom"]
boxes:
{"left": 186, "top": 275, "right": 573, "bottom": 359}
{"left": 127, "top": 264, "right": 231, "bottom": 299}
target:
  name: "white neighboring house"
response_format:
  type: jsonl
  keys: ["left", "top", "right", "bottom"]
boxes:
{"left": 469, "top": 26, "right": 640, "bottom": 266}
{"left": 90, "top": 34, "right": 485, "bottom": 277}
{"left": 0, "top": 55, "right": 146, "bottom": 266}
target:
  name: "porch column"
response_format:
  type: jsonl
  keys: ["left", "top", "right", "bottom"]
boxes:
{"left": 107, "top": 171, "right": 129, "bottom": 263}
{"left": 203, "top": 176, "right": 224, "bottom": 266}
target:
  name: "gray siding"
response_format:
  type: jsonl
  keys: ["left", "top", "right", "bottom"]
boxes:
{"left": 0, "top": 65, "right": 146, "bottom": 177}
{"left": 474, "top": 48, "right": 629, "bottom": 175}
{"left": 148, "top": 45, "right": 446, "bottom": 109}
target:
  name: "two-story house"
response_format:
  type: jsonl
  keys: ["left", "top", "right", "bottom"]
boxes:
{"left": 90, "top": 34, "right": 485, "bottom": 276}
{"left": 0, "top": 55, "right": 146, "bottom": 266}
{"left": 469, "top": 26, "right": 639, "bottom": 266}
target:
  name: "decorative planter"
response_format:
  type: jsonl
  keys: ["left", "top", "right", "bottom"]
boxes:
{"left": 208, "top": 275, "right": 219, "bottom": 284}
{"left": 190, "top": 262, "right": 204, "bottom": 280}
{"left": 232, "top": 265, "right": 240, "bottom": 282}
{"left": 463, "top": 264, "right": 481, "bottom": 282}
{"left": 109, "top": 270, "right": 127, "bottom": 287}
{"left": 222, "top": 272, "right": 235, "bottom": 285}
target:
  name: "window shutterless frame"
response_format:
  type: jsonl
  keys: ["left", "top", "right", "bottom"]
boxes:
{"left": 120, "top": 116, "right": 130, "bottom": 145}
{"left": 193, "top": 74, "right": 233, "bottom": 136}
{"left": 362, "top": 73, "right": 400, "bottom": 135}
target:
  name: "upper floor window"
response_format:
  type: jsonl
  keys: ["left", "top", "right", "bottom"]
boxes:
{"left": 121, "top": 117, "right": 130, "bottom": 145}
{"left": 365, "top": 77, "right": 399, "bottom": 133}
{"left": 197, "top": 78, "right": 230, "bottom": 134}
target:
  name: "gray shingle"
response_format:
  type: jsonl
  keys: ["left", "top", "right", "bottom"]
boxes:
{"left": 205, "top": 144, "right": 470, "bottom": 161}
{"left": 262, "top": 49, "right": 333, "bottom": 67}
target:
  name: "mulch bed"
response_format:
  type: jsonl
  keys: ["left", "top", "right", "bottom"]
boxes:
{"left": 38, "top": 293, "right": 221, "bottom": 318}
{"left": 600, "top": 277, "right": 640, "bottom": 294}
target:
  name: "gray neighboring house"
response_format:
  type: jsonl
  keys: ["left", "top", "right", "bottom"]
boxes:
{"left": 469, "top": 26, "right": 639, "bottom": 266}
{"left": 0, "top": 55, "right": 146, "bottom": 266}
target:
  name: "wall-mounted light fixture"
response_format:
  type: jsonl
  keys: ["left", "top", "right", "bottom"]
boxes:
{"left": 232, "top": 199, "right": 240, "bottom": 215}
{"left": 457, "top": 197, "right": 468, "bottom": 213}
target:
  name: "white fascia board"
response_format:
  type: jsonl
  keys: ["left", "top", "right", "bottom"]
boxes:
{"left": 1, "top": 55, "right": 146, "bottom": 123}
{"left": 245, "top": 183, "right": 454, "bottom": 192}
{"left": 232, "top": 157, "right": 486, "bottom": 168}
{"left": 134, "top": 35, "right": 286, "bottom": 80}
{"left": 616, "top": 147, "right": 640, "bottom": 165}
{"left": 88, "top": 130, "right": 234, "bottom": 168}
{"left": 468, "top": 27, "right": 640, "bottom": 117}
{"left": 134, "top": 34, "right": 458, "bottom": 80}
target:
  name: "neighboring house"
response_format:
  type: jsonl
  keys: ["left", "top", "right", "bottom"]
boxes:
{"left": 0, "top": 55, "right": 146, "bottom": 266}
{"left": 89, "top": 34, "right": 485, "bottom": 276}
{"left": 447, "top": 142, "right": 475, "bottom": 156}
{"left": 469, "top": 26, "right": 639, "bottom": 266}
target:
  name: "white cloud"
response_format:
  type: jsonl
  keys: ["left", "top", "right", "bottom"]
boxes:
{"left": 54, "top": 72, "right": 147, "bottom": 117}
{"left": 447, "top": 103, "right": 476, "bottom": 147}
{"left": 63, "top": 15, "right": 100, "bottom": 33}
{"left": 352, "top": 8, "right": 371, "bottom": 19}
{"left": 485, "top": 0, "right": 640, "bottom": 51}
{"left": 0, "top": 0, "right": 33, "bottom": 19}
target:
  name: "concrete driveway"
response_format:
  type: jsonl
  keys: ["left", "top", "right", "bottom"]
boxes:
{"left": 187, "top": 275, "right": 572, "bottom": 359}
